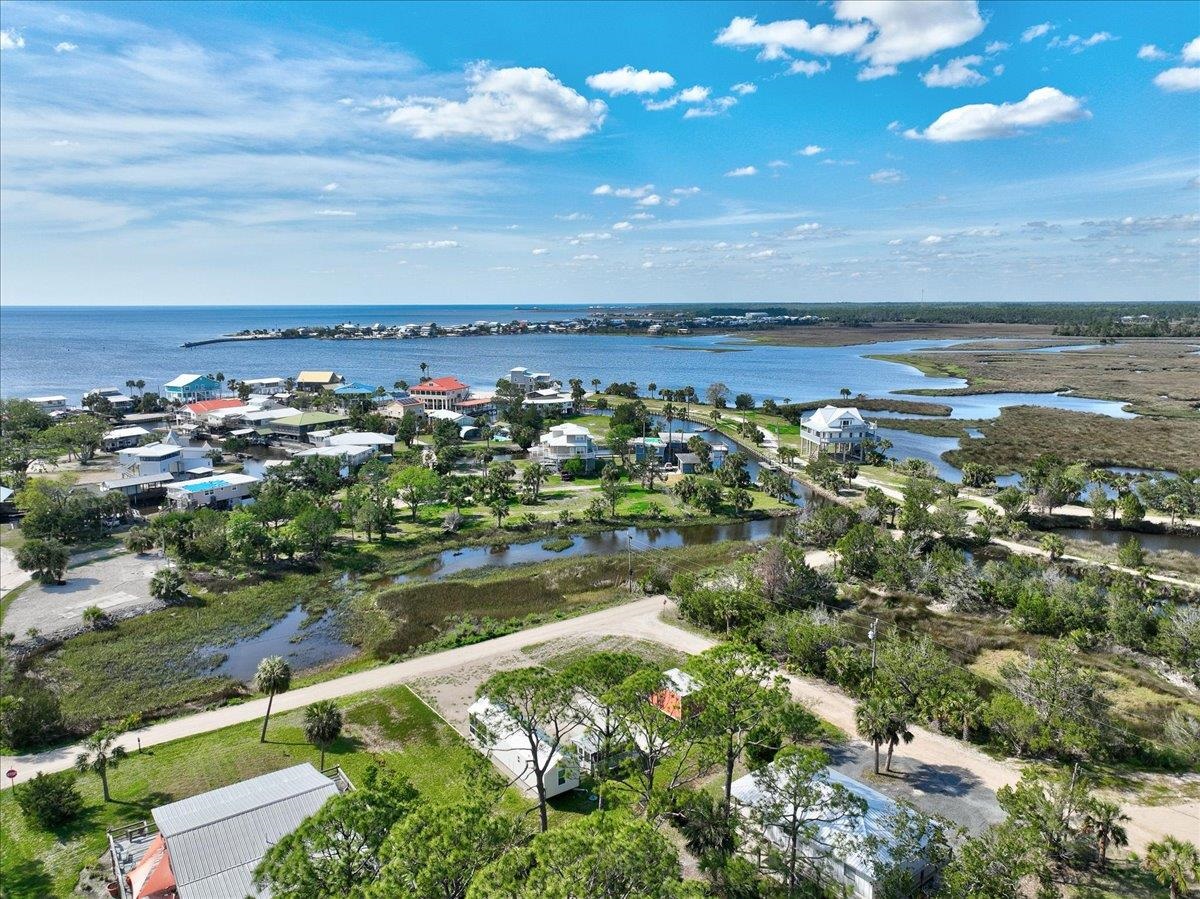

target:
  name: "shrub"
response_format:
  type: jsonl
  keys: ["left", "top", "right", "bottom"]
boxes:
{"left": 16, "top": 771, "right": 84, "bottom": 829}
{"left": 0, "top": 678, "right": 65, "bottom": 749}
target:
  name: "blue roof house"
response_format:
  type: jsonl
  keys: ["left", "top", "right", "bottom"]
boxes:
{"left": 333, "top": 382, "right": 384, "bottom": 404}
{"left": 163, "top": 373, "right": 222, "bottom": 402}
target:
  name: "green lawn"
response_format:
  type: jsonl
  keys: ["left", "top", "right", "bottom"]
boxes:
{"left": 0, "top": 685, "right": 488, "bottom": 899}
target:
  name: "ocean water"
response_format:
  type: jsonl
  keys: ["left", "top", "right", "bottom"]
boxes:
{"left": 2, "top": 303, "right": 980, "bottom": 403}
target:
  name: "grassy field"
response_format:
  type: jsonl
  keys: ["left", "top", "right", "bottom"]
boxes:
{"left": 870, "top": 339, "right": 1200, "bottom": 419}
{"left": 743, "top": 321, "right": 1058, "bottom": 347}
{"left": 0, "top": 685, "right": 489, "bottom": 899}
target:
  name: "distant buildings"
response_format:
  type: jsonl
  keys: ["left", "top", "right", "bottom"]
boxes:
{"left": 295, "top": 370, "right": 344, "bottom": 392}
{"left": 107, "top": 763, "right": 352, "bottom": 899}
{"left": 380, "top": 392, "right": 426, "bottom": 422}
{"left": 26, "top": 395, "right": 68, "bottom": 412}
{"left": 269, "top": 411, "right": 348, "bottom": 442}
{"left": 506, "top": 366, "right": 558, "bottom": 393}
{"left": 798, "top": 406, "right": 876, "bottom": 462}
{"left": 101, "top": 425, "right": 152, "bottom": 452}
{"left": 85, "top": 387, "right": 136, "bottom": 410}
{"left": 162, "top": 374, "right": 222, "bottom": 403}
{"left": 240, "top": 376, "right": 286, "bottom": 395}
{"left": 409, "top": 376, "right": 472, "bottom": 411}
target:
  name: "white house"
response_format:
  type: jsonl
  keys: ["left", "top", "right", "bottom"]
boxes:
{"left": 241, "top": 377, "right": 286, "bottom": 395}
{"left": 426, "top": 408, "right": 475, "bottom": 427}
{"left": 468, "top": 696, "right": 580, "bottom": 799}
{"left": 166, "top": 472, "right": 260, "bottom": 510}
{"left": 26, "top": 395, "right": 68, "bottom": 412}
{"left": 322, "top": 431, "right": 395, "bottom": 454}
{"left": 731, "top": 765, "right": 939, "bottom": 899}
{"left": 163, "top": 374, "right": 222, "bottom": 403}
{"left": 293, "top": 443, "right": 375, "bottom": 474}
{"left": 529, "top": 423, "right": 610, "bottom": 471}
{"left": 117, "top": 431, "right": 215, "bottom": 478}
{"left": 85, "top": 387, "right": 136, "bottom": 410}
{"left": 799, "top": 406, "right": 876, "bottom": 461}
{"left": 102, "top": 425, "right": 151, "bottom": 452}
{"left": 506, "top": 367, "right": 559, "bottom": 393}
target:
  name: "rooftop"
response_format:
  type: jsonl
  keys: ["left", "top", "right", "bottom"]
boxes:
{"left": 184, "top": 398, "right": 244, "bottom": 415}
{"left": 271, "top": 411, "right": 347, "bottom": 427}
{"left": 164, "top": 374, "right": 216, "bottom": 389}
{"left": 410, "top": 376, "right": 469, "bottom": 392}
{"left": 296, "top": 370, "right": 341, "bottom": 383}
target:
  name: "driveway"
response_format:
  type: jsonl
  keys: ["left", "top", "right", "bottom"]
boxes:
{"left": 2, "top": 550, "right": 167, "bottom": 640}
{"left": 5, "top": 595, "right": 1195, "bottom": 850}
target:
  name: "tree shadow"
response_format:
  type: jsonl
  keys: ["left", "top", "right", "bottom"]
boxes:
{"left": 45, "top": 577, "right": 101, "bottom": 593}
{"left": 900, "top": 763, "right": 986, "bottom": 797}
{"left": 2, "top": 856, "right": 54, "bottom": 899}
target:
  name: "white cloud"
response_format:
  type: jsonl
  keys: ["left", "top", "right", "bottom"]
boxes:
{"left": 531, "top": 247, "right": 549, "bottom": 255}
{"left": 921, "top": 234, "right": 944, "bottom": 244}
{"left": 315, "top": 209, "right": 355, "bottom": 216}
{"left": 54, "top": 41, "right": 79, "bottom": 53}
{"left": 725, "top": 165, "right": 758, "bottom": 177}
{"left": 1049, "top": 32, "right": 1118, "bottom": 53}
{"left": 869, "top": 168, "right": 904, "bottom": 183}
{"left": 714, "top": 15, "right": 871, "bottom": 61}
{"left": 1138, "top": 44, "right": 1168, "bottom": 61}
{"left": 585, "top": 66, "right": 675, "bottom": 95}
{"left": 321, "top": 182, "right": 339, "bottom": 192}
{"left": 748, "top": 249, "right": 777, "bottom": 258}
{"left": 767, "top": 159, "right": 789, "bottom": 168}
{"left": 921, "top": 55, "right": 987, "bottom": 88}
{"left": 993, "top": 64, "right": 1005, "bottom": 76}
{"left": 630, "top": 212, "right": 655, "bottom": 220}
{"left": 555, "top": 211, "right": 588, "bottom": 221}
{"left": 985, "top": 40, "right": 1009, "bottom": 54}
{"left": 573, "top": 253, "right": 600, "bottom": 260}
{"left": 389, "top": 239, "right": 461, "bottom": 249}
{"left": 799, "top": 144, "right": 825, "bottom": 156}
{"left": 593, "top": 183, "right": 654, "bottom": 198}
{"left": 836, "top": 0, "right": 986, "bottom": 69}
{"left": 386, "top": 64, "right": 606, "bottom": 143}
{"left": 1185, "top": 37, "right": 1200, "bottom": 63}
{"left": 677, "top": 85, "right": 711, "bottom": 103}
{"left": 1154, "top": 67, "right": 1200, "bottom": 92}
{"left": 682, "top": 96, "right": 737, "bottom": 118}
{"left": 612, "top": 220, "right": 633, "bottom": 231}
{"left": 0, "top": 29, "right": 25, "bottom": 50}
{"left": 857, "top": 64, "right": 898, "bottom": 80}
{"left": 788, "top": 59, "right": 831, "bottom": 76}
{"left": 888, "top": 238, "right": 904, "bottom": 245}
{"left": 570, "top": 231, "right": 612, "bottom": 243}
{"left": 646, "top": 85, "right": 721, "bottom": 112}
{"left": 637, "top": 194, "right": 663, "bottom": 206}
{"left": 731, "top": 82, "right": 757, "bottom": 95}
{"left": 641, "top": 261, "right": 654, "bottom": 268}
{"left": 904, "top": 86, "right": 1090, "bottom": 141}
{"left": 671, "top": 186, "right": 701, "bottom": 195}
{"left": 1021, "top": 22, "right": 1053, "bottom": 43}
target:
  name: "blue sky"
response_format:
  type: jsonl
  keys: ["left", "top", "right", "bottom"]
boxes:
{"left": 0, "top": 0, "right": 1197, "bottom": 305}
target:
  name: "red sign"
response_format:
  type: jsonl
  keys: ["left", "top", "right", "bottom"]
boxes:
{"left": 5, "top": 769, "right": 15, "bottom": 780}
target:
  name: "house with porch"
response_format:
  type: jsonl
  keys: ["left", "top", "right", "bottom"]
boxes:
{"left": 102, "top": 426, "right": 152, "bottom": 452}
{"left": 162, "top": 374, "right": 222, "bottom": 403}
{"left": 731, "top": 764, "right": 940, "bottom": 899}
{"left": 165, "top": 472, "right": 260, "bottom": 510}
{"left": 26, "top": 395, "right": 68, "bottom": 412}
{"left": 529, "top": 423, "right": 610, "bottom": 471}
{"left": 409, "top": 376, "right": 472, "bottom": 411}
{"left": 268, "top": 411, "right": 348, "bottom": 442}
{"left": 381, "top": 392, "right": 427, "bottom": 421}
{"left": 798, "top": 406, "right": 876, "bottom": 462}
{"left": 116, "top": 431, "right": 216, "bottom": 478}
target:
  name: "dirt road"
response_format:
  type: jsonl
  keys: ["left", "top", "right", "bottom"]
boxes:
{"left": 5, "top": 595, "right": 1194, "bottom": 850}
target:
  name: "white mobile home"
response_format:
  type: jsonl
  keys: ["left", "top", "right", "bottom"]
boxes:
{"left": 166, "top": 472, "right": 260, "bottom": 510}
{"left": 468, "top": 696, "right": 580, "bottom": 798}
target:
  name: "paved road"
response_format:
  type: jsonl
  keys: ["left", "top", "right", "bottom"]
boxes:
{"left": 5, "top": 595, "right": 1195, "bottom": 850}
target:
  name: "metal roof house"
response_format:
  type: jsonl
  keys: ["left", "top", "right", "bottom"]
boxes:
{"left": 468, "top": 697, "right": 580, "bottom": 799}
{"left": 166, "top": 472, "right": 260, "bottom": 510}
{"left": 163, "top": 375, "right": 222, "bottom": 403}
{"left": 799, "top": 406, "right": 876, "bottom": 462}
{"left": 731, "top": 765, "right": 939, "bottom": 899}
{"left": 108, "top": 763, "right": 352, "bottom": 899}
{"left": 268, "top": 411, "right": 348, "bottom": 442}
{"left": 295, "top": 370, "right": 344, "bottom": 392}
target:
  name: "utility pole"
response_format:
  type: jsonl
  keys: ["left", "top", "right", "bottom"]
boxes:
{"left": 627, "top": 534, "right": 633, "bottom": 595}
{"left": 868, "top": 618, "right": 879, "bottom": 682}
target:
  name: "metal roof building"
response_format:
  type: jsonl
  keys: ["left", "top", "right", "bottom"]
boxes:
{"left": 149, "top": 763, "right": 341, "bottom": 898}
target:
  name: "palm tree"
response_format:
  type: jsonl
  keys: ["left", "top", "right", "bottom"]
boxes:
{"left": 75, "top": 728, "right": 128, "bottom": 802}
{"left": 840, "top": 387, "right": 852, "bottom": 400}
{"left": 135, "top": 379, "right": 145, "bottom": 396}
{"left": 254, "top": 656, "right": 292, "bottom": 742}
{"left": 303, "top": 700, "right": 344, "bottom": 769}
{"left": 1084, "top": 799, "right": 1129, "bottom": 869}
{"left": 591, "top": 378, "right": 601, "bottom": 393}
{"left": 1039, "top": 533, "right": 1066, "bottom": 561}
{"left": 856, "top": 695, "right": 914, "bottom": 774}
{"left": 149, "top": 568, "right": 187, "bottom": 603}
{"left": 419, "top": 361, "right": 429, "bottom": 381}
{"left": 1143, "top": 836, "right": 1200, "bottom": 899}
